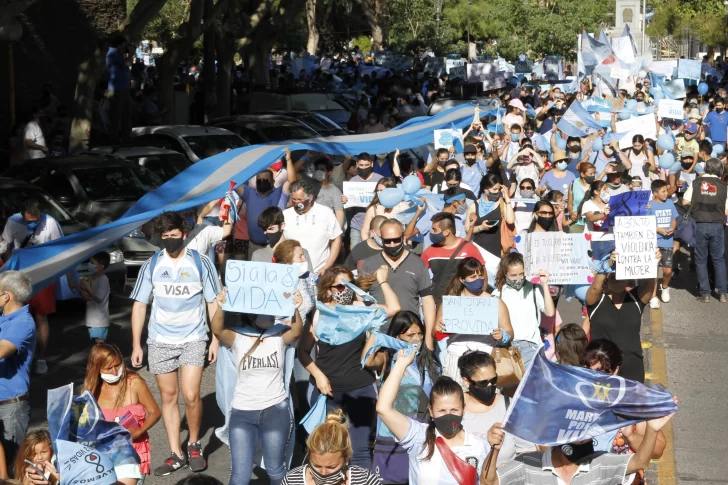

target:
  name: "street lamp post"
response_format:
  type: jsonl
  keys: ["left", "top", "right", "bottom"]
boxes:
{"left": 435, "top": 0, "right": 444, "bottom": 38}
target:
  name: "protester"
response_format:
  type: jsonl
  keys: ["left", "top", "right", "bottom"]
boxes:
{"left": 345, "top": 154, "right": 384, "bottom": 248}
{"left": 23, "top": 105, "right": 48, "bottom": 160}
{"left": 539, "top": 150, "right": 576, "bottom": 195}
{"left": 647, "top": 180, "right": 679, "bottom": 308}
{"left": 0, "top": 271, "right": 35, "bottom": 470}
{"left": 567, "top": 162, "right": 596, "bottom": 233}
{"left": 79, "top": 252, "right": 111, "bottom": 344}
{"left": 359, "top": 178, "right": 410, "bottom": 240}
{"left": 313, "top": 157, "right": 345, "bottom": 229}
{"left": 130, "top": 212, "right": 221, "bottom": 475}
{"left": 282, "top": 410, "right": 382, "bottom": 485}
{"left": 465, "top": 174, "right": 516, "bottom": 257}
{"left": 422, "top": 148, "right": 450, "bottom": 193}
{"left": 15, "top": 430, "right": 53, "bottom": 485}
{"left": 83, "top": 344, "right": 161, "bottom": 483}
{"left": 581, "top": 180, "right": 614, "bottom": 260}
{"left": 345, "top": 215, "right": 386, "bottom": 273}
{"left": 553, "top": 323, "right": 588, "bottom": 365}
{"left": 250, "top": 208, "right": 313, "bottom": 275}
{"left": 210, "top": 285, "right": 303, "bottom": 485}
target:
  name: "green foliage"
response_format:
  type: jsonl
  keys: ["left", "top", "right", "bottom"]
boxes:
{"left": 352, "top": 34, "right": 373, "bottom": 52}
{"left": 648, "top": 0, "right": 728, "bottom": 47}
{"left": 128, "top": 0, "right": 189, "bottom": 45}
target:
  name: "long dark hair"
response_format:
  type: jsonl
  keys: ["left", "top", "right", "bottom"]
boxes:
{"left": 578, "top": 180, "right": 606, "bottom": 216}
{"left": 423, "top": 377, "right": 464, "bottom": 461}
{"left": 444, "top": 257, "right": 486, "bottom": 296}
{"left": 385, "top": 311, "right": 440, "bottom": 385}
{"left": 478, "top": 172, "right": 502, "bottom": 198}
{"left": 527, "top": 200, "right": 558, "bottom": 233}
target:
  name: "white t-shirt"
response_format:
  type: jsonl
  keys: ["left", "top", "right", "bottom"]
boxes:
{"left": 283, "top": 203, "right": 343, "bottom": 272}
{"left": 24, "top": 121, "right": 46, "bottom": 160}
{"left": 513, "top": 163, "right": 541, "bottom": 186}
{"left": 231, "top": 334, "right": 287, "bottom": 411}
{"left": 184, "top": 225, "right": 224, "bottom": 254}
{"left": 86, "top": 275, "right": 111, "bottom": 327}
{"left": 1, "top": 213, "right": 63, "bottom": 251}
{"left": 627, "top": 150, "right": 652, "bottom": 187}
{"left": 491, "top": 283, "right": 545, "bottom": 344}
{"left": 581, "top": 199, "right": 613, "bottom": 241}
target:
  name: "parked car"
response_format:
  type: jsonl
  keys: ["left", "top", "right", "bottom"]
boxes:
{"left": 4, "top": 156, "right": 162, "bottom": 267}
{"left": 209, "top": 115, "right": 320, "bottom": 144}
{"left": 130, "top": 125, "right": 247, "bottom": 162}
{"left": 255, "top": 110, "right": 348, "bottom": 137}
{"left": 0, "top": 177, "right": 126, "bottom": 293}
{"left": 244, "top": 92, "right": 351, "bottom": 127}
{"left": 88, "top": 146, "right": 192, "bottom": 182}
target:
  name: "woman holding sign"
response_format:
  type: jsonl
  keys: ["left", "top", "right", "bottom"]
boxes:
{"left": 436, "top": 257, "right": 514, "bottom": 383}
{"left": 465, "top": 174, "right": 516, "bottom": 257}
{"left": 585, "top": 250, "right": 660, "bottom": 383}
{"left": 580, "top": 180, "right": 615, "bottom": 261}
{"left": 210, "top": 288, "right": 305, "bottom": 485}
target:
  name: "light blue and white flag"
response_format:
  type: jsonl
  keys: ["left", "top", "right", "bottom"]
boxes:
{"left": 557, "top": 100, "right": 603, "bottom": 137}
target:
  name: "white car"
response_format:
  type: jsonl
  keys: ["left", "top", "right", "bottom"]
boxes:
{"left": 89, "top": 146, "right": 192, "bottom": 182}
{"left": 130, "top": 125, "right": 247, "bottom": 162}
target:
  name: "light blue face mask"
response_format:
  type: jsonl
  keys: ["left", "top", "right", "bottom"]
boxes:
{"left": 373, "top": 235, "right": 383, "bottom": 247}
{"left": 510, "top": 134, "right": 520, "bottom": 142}
{"left": 556, "top": 161, "right": 568, "bottom": 170}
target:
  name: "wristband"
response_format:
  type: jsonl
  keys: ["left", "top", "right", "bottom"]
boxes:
{"left": 500, "top": 330, "right": 512, "bottom": 345}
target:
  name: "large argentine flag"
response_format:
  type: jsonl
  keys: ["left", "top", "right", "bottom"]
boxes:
{"left": 557, "top": 100, "right": 603, "bottom": 138}
{"left": 2, "top": 103, "right": 478, "bottom": 291}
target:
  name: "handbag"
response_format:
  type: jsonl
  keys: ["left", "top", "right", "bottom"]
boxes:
{"left": 435, "top": 437, "right": 477, "bottom": 485}
{"left": 674, "top": 201, "right": 697, "bottom": 248}
{"left": 490, "top": 346, "right": 524, "bottom": 388}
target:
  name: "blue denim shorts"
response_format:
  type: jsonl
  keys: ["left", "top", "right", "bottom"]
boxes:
{"left": 87, "top": 326, "right": 109, "bottom": 341}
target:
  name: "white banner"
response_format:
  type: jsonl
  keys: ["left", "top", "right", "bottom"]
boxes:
{"left": 343, "top": 182, "right": 376, "bottom": 208}
{"left": 615, "top": 115, "right": 658, "bottom": 149}
{"left": 615, "top": 216, "right": 657, "bottom": 280}
{"left": 657, "top": 99, "right": 684, "bottom": 119}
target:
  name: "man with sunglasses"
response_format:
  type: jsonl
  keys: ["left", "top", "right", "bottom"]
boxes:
{"left": 361, "top": 219, "right": 436, "bottom": 339}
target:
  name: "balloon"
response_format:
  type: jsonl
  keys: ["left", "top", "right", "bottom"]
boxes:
{"left": 618, "top": 110, "right": 631, "bottom": 120}
{"left": 669, "top": 161, "right": 682, "bottom": 174}
{"left": 694, "top": 162, "right": 705, "bottom": 174}
{"left": 657, "top": 134, "right": 675, "bottom": 151}
{"left": 402, "top": 175, "right": 421, "bottom": 195}
{"left": 555, "top": 137, "right": 567, "bottom": 150}
{"left": 573, "top": 284, "right": 590, "bottom": 303}
{"left": 698, "top": 82, "right": 709, "bottom": 95}
{"left": 638, "top": 70, "right": 647, "bottom": 78}
{"left": 626, "top": 99, "right": 638, "bottom": 111}
{"left": 651, "top": 90, "right": 664, "bottom": 103}
{"left": 592, "top": 137, "right": 603, "bottom": 152}
{"left": 713, "top": 144, "right": 725, "bottom": 156}
{"left": 658, "top": 152, "right": 675, "bottom": 169}
{"left": 378, "top": 187, "right": 404, "bottom": 209}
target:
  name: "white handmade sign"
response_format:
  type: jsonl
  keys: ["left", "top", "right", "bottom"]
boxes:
{"left": 442, "top": 296, "right": 499, "bottom": 335}
{"left": 615, "top": 115, "right": 658, "bottom": 149}
{"left": 343, "top": 182, "right": 376, "bottom": 208}
{"left": 657, "top": 99, "right": 684, "bottom": 120}
{"left": 614, "top": 215, "right": 657, "bottom": 280}
{"left": 523, "top": 233, "right": 592, "bottom": 285}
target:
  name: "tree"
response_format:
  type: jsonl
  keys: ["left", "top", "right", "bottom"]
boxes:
{"left": 648, "top": 0, "right": 728, "bottom": 58}
{"left": 353, "top": 0, "right": 390, "bottom": 50}
{"left": 127, "top": 0, "right": 189, "bottom": 44}
{"left": 306, "top": 0, "right": 319, "bottom": 54}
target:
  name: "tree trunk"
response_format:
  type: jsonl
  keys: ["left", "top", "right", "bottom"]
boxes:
{"left": 371, "top": 24, "right": 383, "bottom": 50}
{"left": 202, "top": 0, "right": 217, "bottom": 122}
{"left": 215, "top": 27, "right": 233, "bottom": 118}
{"left": 306, "top": 0, "right": 319, "bottom": 55}
{"left": 354, "top": 0, "right": 389, "bottom": 50}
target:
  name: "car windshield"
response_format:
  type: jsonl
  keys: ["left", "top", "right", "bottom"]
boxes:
{"left": 182, "top": 134, "right": 246, "bottom": 159}
{"left": 72, "top": 165, "right": 162, "bottom": 201}
{"left": 316, "top": 109, "right": 349, "bottom": 126}
{"left": 126, "top": 154, "right": 192, "bottom": 181}
{"left": 259, "top": 125, "right": 318, "bottom": 141}
{"left": 0, "top": 187, "right": 75, "bottom": 227}
{"left": 299, "top": 114, "right": 342, "bottom": 136}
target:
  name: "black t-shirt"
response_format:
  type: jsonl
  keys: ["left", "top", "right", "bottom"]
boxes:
{"left": 345, "top": 241, "right": 382, "bottom": 273}
{"left": 313, "top": 333, "right": 375, "bottom": 392}
{"left": 423, "top": 169, "right": 446, "bottom": 193}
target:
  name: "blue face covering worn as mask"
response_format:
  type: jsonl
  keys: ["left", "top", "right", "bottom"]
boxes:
{"left": 462, "top": 278, "right": 485, "bottom": 294}
{"left": 25, "top": 220, "right": 38, "bottom": 230}
{"left": 373, "top": 235, "right": 383, "bottom": 247}
{"left": 510, "top": 134, "right": 520, "bottom": 142}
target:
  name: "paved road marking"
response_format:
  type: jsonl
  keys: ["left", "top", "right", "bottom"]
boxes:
{"left": 649, "top": 306, "right": 677, "bottom": 485}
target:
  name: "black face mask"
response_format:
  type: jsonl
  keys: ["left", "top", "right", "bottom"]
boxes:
{"left": 256, "top": 179, "right": 273, "bottom": 194}
{"left": 161, "top": 237, "right": 184, "bottom": 254}
{"left": 266, "top": 230, "right": 283, "bottom": 247}
{"left": 560, "top": 440, "right": 595, "bottom": 463}
{"left": 357, "top": 167, "right": 373, "bottom": 179}
{"left": 584, "top": 175, "right": 596, "bottom": 184}
{"left": 464, "top": 156, "right": 477, "bottom": 166}
{"left": 681, "top": 162, "right": 693, "bottom": 170}
{"left": 568, "top": 145, "right": 581, "bottom": 153}
{"left": 536, "top": 216, "right": 554, "bottom": 229}
{"left": 486, "top": 192, "right": 502, "bottom": 202}
{"left": 468, "top": 385, "right": 497, "bottom": 405}
{"left": 433, "top": 414, "right": 463, "bottom": 436}
{"left": 383, "top": 242, "right": 405, "bottom": 258}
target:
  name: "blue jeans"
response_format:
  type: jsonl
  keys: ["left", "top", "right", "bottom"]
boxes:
{"left": 0, "top": 397, "right": 30, "bottom": 469}
{"left": 513, "top": 340, "right": 540, "bottom": 371}
{"left": 695, "top": 223, "right": 728, "bottom": 296}
{"left": 309, "top": 383, "right": 377, "bottom": 469}
{"left": 229, "top": 400, "right": 293, "bottom": 485}
{"left": 591, "top": 240, "right": 616, "bottom": 262}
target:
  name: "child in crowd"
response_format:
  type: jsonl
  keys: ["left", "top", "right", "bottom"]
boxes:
{"left": 80, "top": 252, "right": 111, "bottom": 344}
{"left": 647, "top": 180, "right": 679, "bottom": 308}
{"left": 14, "top": 430, "right": 53, "bottom": 485}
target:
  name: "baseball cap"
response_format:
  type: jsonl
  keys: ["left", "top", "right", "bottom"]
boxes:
{"left": 682, "top": 148, "right": 695, "bottom": 159}
{"left": 685, "top": 122, "right": 698, "bottom": 133}
{"left": 463, "top": 144, "right": 477, "bottom": 154}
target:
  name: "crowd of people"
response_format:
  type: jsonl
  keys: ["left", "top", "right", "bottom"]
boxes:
{"left": 12, "top": 42, "right": 728, "bottom": 485}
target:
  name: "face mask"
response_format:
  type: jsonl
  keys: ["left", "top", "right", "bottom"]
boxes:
{"left": 468, "top": 384, "right": 497, "bottom": 405}
{"left": 568, "top": 145, "right": 581, "bottom": 153}
{"left": 510, "top": 134, "right": 520, "bottom": 142}
{"left": 409, "top": 340, "right": 423, "bottom": 353}
{"left": 429, "top": 231, "right": 446, "bottom": 246}
{"left": 486, "top": 191, "right": 501, "bottom": 202}
{"left": 536, "top": 216, "right": 553, "bottom": 229}
{"left": 568, "top": 151, "right": 581, "bottom": 160}
{"left": 462, "top": 278, "right": 485, "bottom": 294}
{"left": 556, "top": 161, "right": 568, "bottom": 171}
{"left": 308, "top": 464, "right": 347, "bottom": 485}
{"left": 505, "top": 277, "right": 525, "bottom": 291}
{"left": 465, "top": 156, "right": 477, "bottom": 166}
{"left": 717, "top": 108, "right": 724, "bottom": 113}
{"left": 25, "top": 220, "right": 39, "bottom": 230}
{"left": 600, "top": 191, "right": 611, "bottom": 203}
{"left": 681, "top": 162, "right": 693, "bottom": 169}
{"left": 603, "top": 148, "right": 614, "bottom": 158}
{"left": 161, "top": 237, "right": 184, "bottom": 254}
{"left": 584, "top": 175, "right": 596, "bottom": 184}
{"left": 560, "top": 440, "right": 595, "bottom": 464}
{"left": 314, "top": 170, "right": 327, "bottom": 182}
{"left": 256, "top": 179, "right": 272, "bottom": 194}
{"left": 373, "top": 235, "right": 383, "bottom": 247}
{"left": 456, "top": 203, "right": 468, "bottom": 215}
{"left": 332, "top": 287, "right": 355, "bottom": 305}
{"left": 520, "top": 189, "right": 534, "bottom": 199}
{"left": 100, "top": 366, "right": 123, "bottom": 384}
{"left": 357, "top": 167, "right": 373, "bottom": 179}
{"left": 298, "top": 261, "right": 309, "bottom": 277}
{"left": 383, "top": 242, "right": 405, "bottom": 258}
{"left": 294, "top": 198, "right": 312, "bottom": 214}
{"left": 433, "top": 414, "right": 463, "bottom": 436}
{"left": 266, "top": 230, "right": 283, "bottom": 247}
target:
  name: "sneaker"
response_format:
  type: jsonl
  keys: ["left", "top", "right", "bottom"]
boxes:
{"left": 649, "top": 297, "right": 660, "bottom": 309}
{"left": 720, "top": 294, "right": 728, "bottom": 303}
{"left": 187, "top": 441, "right": 206, "bottom": 472}
{"left": 696, "top": 295, "right": 711, "bottom": 303}
{"left": 34, "top": 360, "right": 48, "bottom": 375}
{"left": 153, "top": 453, "right": 187, "bottom": 476}
{"left": 660, "top": 287, "right": 670, "bottom": 303}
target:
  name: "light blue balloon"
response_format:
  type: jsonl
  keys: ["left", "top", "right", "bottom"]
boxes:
{"left": 658, "top": 152, "right": 675, "bottom": 169}
{"left": 618, "top": 110, "right": 631, "bottom": 120}
{"left": 698, "top": 82, "right": 709, "bottom": 95}
{"left": 713, "top": 144, "right": 725, "bottom": 155}
{"left": 694, "top": 162, "right": 705, "bottom": 174}
{"left": 573, "top": 284, "right": 590, "bottom": 302}
{"left": 651, "top": 91, "right": 664, "bottom": 103}
{"left": 657, "top": 134, "right": 675, "bottom": 151}
{"left": 669, "top": 161, "right": 682, "bottom": 174}
{"left": 556, "top": 137, "right": 567, "bottom": 150}
{"left": 378, "top": 187, "right": 404, "bottom": 209}
{"left": 592, "top": 137, "right": 603, "bottom": 152}
{"left": 402, "top": 175, "right": 421, "bottom": 195}
{"left": 626, "top": 99, "right": 638, "bottom": 111}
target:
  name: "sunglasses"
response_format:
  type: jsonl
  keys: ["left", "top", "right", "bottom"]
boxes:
{"left": 536, "top": 211, "right": 555, "bottom": 217}
{"left": 520, "top": 186, "right": 534, "bottom": 190}
{"left": 331, "top": 283, "right": 348, "bottom": 292}
{"left": 382, "top": 237, "right": 403, "bottom": 245}
{"left": 469, "top": 375, "right": 498, "bottom": 388}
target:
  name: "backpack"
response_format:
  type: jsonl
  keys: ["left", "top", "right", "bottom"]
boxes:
{"left": 674, "top": 202, "right": 697, "bottom": 248}
{"left": 149, "top": 249, "right": 204, "bottom": 278}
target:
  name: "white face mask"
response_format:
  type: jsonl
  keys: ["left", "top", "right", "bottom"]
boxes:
{"left": 100, "top": 366, "right": 123, "bottom": 384}
{"left": 298, "top": 261, "right": 309, "bottom": 277}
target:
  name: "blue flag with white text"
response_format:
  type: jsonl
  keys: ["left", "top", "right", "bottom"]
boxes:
{"left": 503, "top": 349, "right": 677, "bottom": 446}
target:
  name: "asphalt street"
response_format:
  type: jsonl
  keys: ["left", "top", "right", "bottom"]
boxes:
{"left": 27, "top": 264, "right": 723, "bottom": 485}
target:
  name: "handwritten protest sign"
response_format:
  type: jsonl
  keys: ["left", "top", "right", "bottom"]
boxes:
{"left": 611, "top": 36, "right": 636, "bottom": 64}
{"left": 446, "top": 59, "right": 466, "bottom": 78}
{"left": 343, "top": 182, "right": 376, "bottom": 208}
{"left": 650, "top": 60, "right": 678, "bottom": 78}
{"left": 425, "top": 57, "right": 446, "bottom": 76}
{"left": 604, "top": 95, "right": 625, "bottom": 110}
{"left": 544, "top": 56, "right": 561, "bottom": 79}
{"left": 615, "top": 115, "right": 658, "bottom": 149}
{"left": 658, "top": 99, "right": 684, "bottom": 119}
{"left": 515, "top": 60, "right": 533, "bottom": 74}
{"left": 434, "top": 128, "right": 463, "bottom": 149}
{"left": 678, "top": 59, "right": 701, "bottom": 80}
{"left": 442, "top": 296, "right": 499, "bottom": 335}
{"left": 523, "top": 233, "right": 592, "bottom": 285}
{"left": 466, "top": 63, "right": 507, "bottom": 90}
{"left": 614, "top": 216, "right": 657, "bottom": 280}
{"left": 223, "top": 261, "right": 298, "bottom": 315}
{"left": 603, "top": 190, "right": 651, "bottom": 228}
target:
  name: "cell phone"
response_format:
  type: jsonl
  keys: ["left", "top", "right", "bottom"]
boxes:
{"left": 24, "top": 460, "right": 51, "bottom": 480}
